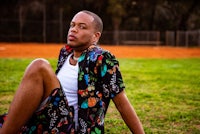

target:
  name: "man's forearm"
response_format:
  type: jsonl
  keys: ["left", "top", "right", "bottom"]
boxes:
{"left": 113, "top": 91, "right": 145, "bottom": 134}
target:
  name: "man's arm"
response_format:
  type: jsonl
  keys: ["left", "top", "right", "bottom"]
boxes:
{"left": 113, "top": 90, "right": 145, "bottom": 134}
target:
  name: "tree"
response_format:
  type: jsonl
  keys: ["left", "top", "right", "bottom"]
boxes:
{"left": 107, "top": 0, "right": 126, "bottom": 44}
{"left": 178, "top": 0, "right": 199, "bottom": 30}
{"left": 154, "top": 0, "right": 200, "bottom": 30}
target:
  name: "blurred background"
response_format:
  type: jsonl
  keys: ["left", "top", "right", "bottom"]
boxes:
{"left": 0, "top": 0, "right": 200, "bottom": 46}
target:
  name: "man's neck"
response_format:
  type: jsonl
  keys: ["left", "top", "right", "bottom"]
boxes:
{"left": 73, "top": 44, "right": 96, "bottom": 57}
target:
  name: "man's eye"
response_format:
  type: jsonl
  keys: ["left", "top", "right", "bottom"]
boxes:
{"left": 70, "top": 23, "right": 74, "bottom": 28}
{"left": 79, "top": 25, "right": 86, "bottom": 29}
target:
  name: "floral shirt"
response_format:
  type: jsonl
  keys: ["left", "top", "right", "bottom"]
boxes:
{"left": 56, "top": 45, "right": 125, "bottom": 134}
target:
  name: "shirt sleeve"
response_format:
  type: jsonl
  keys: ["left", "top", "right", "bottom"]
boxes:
{"left": 100, "top": 51, "right": 125, "bottom": 99}
{"left": 55, "top": 47, "right": 65, "bottom": 74}
{"left": 55, "top": 45, "right": 73, "bottom": 74}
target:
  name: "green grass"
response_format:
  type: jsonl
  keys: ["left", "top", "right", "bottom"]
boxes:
{"left": 0, "top": 58, "right": 200, "bottom": 133}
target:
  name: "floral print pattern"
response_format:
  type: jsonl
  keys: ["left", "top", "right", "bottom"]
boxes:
{"left": 56, "top": 45, "right": 125, "bottom": 134}
{"left": 0, "top": 88, "right": 75, "bottom": 134}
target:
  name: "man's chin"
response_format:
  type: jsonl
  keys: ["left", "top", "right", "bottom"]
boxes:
{"left": 67, "top": 42, "right": 76, "bottom": 48}
{"left": 67, "top": 43, "right": 83, "bottom": 50}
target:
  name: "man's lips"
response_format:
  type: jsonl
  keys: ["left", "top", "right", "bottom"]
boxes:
{"left": 68, "top": 35, "right": 77, "bottom": 41}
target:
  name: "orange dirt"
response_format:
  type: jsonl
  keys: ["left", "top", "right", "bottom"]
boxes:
{"left": 0, "top": 43, "right": 200, "bottom": 59}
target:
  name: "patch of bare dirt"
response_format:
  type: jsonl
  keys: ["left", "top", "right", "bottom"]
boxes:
{"left": 0, "top": 43, "right": 200, "bottom": 58}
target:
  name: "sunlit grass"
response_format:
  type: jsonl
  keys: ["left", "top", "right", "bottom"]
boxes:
{"left": 0, "top": 58, "right": 200, "bottom": 133}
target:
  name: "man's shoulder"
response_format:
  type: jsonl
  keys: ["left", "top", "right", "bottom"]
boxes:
{"left": 86, "top": 46, "right": 118, "bottom": 64}
{"left": 90, "top": 46, "right": 113, "bottom": 56}
{"left": 59, "top": 45, "right": 73, "bottom": 57}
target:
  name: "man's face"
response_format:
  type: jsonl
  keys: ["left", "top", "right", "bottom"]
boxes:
{"left": 67, "top": 12, "right": 97, "bottom": 50}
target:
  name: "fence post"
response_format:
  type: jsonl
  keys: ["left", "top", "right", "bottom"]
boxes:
{"left": 165, "top": 31, "right": 169, "bottom": 46}
{"left": 59, "top": 8, "right": 63, "bottom": 43}
{"left": 157, "top": 31, "right": 160, "bottom": 46}
{"left": 19, "top": 6, "right": 23, "bottom": 42}
{"left": 176, "top": 31, "right": 179, "bottom": 47}
{"left": 185, "top": 31, "right": 189, "bottom": 47}
{"left": 198, "top": 30, "right": 200, "bottom": 47}
{"left": 43, "top": 0, "right": 46, "bottom": 43}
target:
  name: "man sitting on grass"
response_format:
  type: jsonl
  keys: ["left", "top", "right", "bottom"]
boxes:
{"left": 0, "top": 10, "right": 144, "bottom": 134}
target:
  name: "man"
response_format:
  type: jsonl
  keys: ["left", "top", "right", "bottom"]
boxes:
{"left": 0, "top": 10, "right": 144, "bottom": 134}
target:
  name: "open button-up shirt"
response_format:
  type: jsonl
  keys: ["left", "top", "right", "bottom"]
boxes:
{"left": 56, "top": 45, "right": 125, "bottom": 134}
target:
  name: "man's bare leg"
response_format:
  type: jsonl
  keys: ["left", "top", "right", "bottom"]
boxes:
{"left": 0, "top": 58, "right": 60, "bottom": 134}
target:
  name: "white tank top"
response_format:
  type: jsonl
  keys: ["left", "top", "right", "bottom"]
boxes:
{"left": 57, "top": 53, "right": 79, "bottom": 129}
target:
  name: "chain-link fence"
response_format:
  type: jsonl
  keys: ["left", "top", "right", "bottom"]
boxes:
{"left": 0, "top": 19, "right": 200, "bottom": 46}
{"left": 101, "top": 31, "right": 161, "bottom": 45}
{"left": 166, "top": 30, "right": 200, "bottom": 47}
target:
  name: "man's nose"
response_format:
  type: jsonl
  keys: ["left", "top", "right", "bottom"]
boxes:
{"left": 70, "top": 26, "right": 78, "bottom": 32}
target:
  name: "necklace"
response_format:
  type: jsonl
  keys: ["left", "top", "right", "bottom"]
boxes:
{"left": 72, "top": 55, "right": 79, "bottom": 61}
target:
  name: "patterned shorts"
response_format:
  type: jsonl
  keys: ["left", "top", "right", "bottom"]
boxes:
{"left": 0, "top": 88, "right": 75, "bottom": 134}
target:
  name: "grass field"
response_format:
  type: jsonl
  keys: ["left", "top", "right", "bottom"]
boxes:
{"left": 0, "top": 58, "right": 200, "bottom": 133}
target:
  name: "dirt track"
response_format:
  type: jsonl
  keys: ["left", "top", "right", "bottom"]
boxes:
{"left": 0, "top": 43, "right": 200, "bottom": 58}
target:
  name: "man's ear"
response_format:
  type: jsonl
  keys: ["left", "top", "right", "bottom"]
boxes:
{"left": 93, "top": 32, "right": 101, "bottom": 44}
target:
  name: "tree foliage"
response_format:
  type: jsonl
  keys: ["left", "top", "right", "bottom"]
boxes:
{"left": 0, "top": 0, "right": 199, "bottom": 42}
{"left": 0, "top": 0, "right": 199, "bottom": 30}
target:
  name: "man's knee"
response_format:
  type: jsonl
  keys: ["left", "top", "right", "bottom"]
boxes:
{"left": 28, "top": 59, "right": 59, "bottom": 98}
{"left": 31, "top": 58, "right": 50, "bottom": 67}
{"left": 26, "top": 58, "right": 53, "bottom": 76}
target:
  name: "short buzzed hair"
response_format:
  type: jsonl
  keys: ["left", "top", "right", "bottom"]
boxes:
{"left": 80, "top": 10, "right": 103, "bottom": 33}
